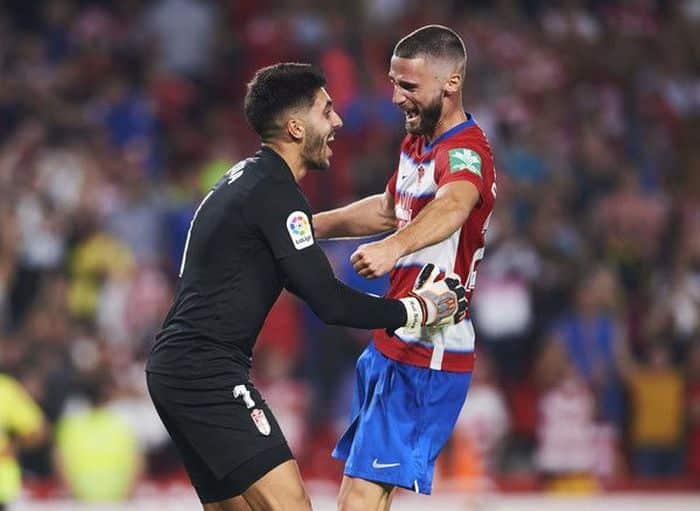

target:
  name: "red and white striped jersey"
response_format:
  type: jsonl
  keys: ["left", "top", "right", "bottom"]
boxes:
{"left": 374, "top": 115, "right": 496, "bottom": 372}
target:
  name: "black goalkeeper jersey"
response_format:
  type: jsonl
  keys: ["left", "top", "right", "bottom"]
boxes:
{"left": 147, "top": 146, "right": 406, "bottom": 379}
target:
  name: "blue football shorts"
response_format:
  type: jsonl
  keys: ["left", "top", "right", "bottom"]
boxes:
{"left": 332, "top": 341, "right": 472, "bottom": 494}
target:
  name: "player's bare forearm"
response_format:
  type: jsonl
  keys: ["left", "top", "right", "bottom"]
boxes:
{"left": 313, "top": 193, "right": 396, "bottom": 239}
{"left": 388, "top": 181, "right": 479, "bottom": 258}
{"left": 350, "top": 182, "right": 479, "bottom": 278}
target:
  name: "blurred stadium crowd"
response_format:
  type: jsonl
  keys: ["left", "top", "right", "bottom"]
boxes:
{"left": 1, "top": 0, "right": 699, "bottom": 502}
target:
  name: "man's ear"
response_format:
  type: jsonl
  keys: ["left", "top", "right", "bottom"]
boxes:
{"left": 444, "top": 72, "right": 462, "bottom": 95}
{"left": 285, "top": 117, "right": 305, "bottom": 142}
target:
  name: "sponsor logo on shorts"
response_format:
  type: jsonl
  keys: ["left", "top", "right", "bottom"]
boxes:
{"left": 372, "top": 458, "right": 400, "bottom": 469}
{"left": 251, "top": 408, "right": 271, "bottom": 436}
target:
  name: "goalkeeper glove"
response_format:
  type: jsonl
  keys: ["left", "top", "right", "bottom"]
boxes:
{"left": 399, "top": 263, "right": 468, "bottom": 332}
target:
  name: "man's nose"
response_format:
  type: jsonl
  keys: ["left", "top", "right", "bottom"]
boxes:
{"left": 332, "top": 111, "right": 343, "bottom": 129}
{"left": 392, "top": 85, "right": 406, "bottom": 106}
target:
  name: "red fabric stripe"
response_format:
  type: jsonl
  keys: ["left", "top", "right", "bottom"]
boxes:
{"left": 373, "top": 331, "right": 475, "bottom": 372}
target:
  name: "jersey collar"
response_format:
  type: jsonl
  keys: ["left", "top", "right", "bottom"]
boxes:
{"left": 424, "top": 114, "right": 476, "bottom": 151}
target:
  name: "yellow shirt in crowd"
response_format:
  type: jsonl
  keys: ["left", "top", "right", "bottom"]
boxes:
{"left": 629, "top": 369, "right": 684, "bottom": 446}
{"left": 56, "top": 407, "right": 139, "bottom": 502}
{"left": 0, "top": 374, "right": 44, "bottom": 503}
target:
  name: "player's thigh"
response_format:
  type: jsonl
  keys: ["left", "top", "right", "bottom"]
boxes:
{"left": 241, "top": 459, "right": 311, "bottom": 511}
{"left": 338, "top": 475, "right": 395, "bottom": 511}
{"left": 204, "top": 496, "right": 252, "bottom": 511}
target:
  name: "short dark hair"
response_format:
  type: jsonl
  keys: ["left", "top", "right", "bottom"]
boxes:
{"left": 394, "top": 25, "right": 466, "bottom": 67}
{"left": 244, "top": 63, "right": 327, "bottom": 141}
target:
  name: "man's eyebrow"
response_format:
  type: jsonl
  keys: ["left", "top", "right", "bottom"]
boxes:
{"left": 388, "top": 74, "right": 418, "bottom": 89}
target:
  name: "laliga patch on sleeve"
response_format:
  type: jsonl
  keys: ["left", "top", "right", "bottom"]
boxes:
{"left": 448, "top": 148, "right": 482, "bottom": 177}
{"left": 286, "top": 211, "right": 314, "bottom": 250}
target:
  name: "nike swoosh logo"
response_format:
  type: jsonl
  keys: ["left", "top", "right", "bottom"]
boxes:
{"left": 372, "top": 458, "right": 400, "bottom": 469}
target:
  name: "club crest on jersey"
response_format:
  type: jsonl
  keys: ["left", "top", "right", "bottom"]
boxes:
{"left": 251, "top": 408, "right": 271, "bottom": 436}
{"left": 286, "top": 211, "right": 314, "bottom": 250}
{"left": 448, "top": 148, "right": 482, "bottom": 176}
{"left": 417, "top": 165, "right": 425, "bottom": 184}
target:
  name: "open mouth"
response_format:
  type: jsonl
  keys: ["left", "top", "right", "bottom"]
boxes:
{"left": 405, "top": 109, "right": 419, "bottom": 122}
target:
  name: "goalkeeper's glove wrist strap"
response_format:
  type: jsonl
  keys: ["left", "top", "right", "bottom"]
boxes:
{"left": 399, "top": 295, "right": 425, "bottom": 330}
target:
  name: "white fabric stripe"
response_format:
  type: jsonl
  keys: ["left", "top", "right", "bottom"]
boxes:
{"left": 396, "top": 155, "right": 437, "bottom": 196}
{"left": 401, "top": 150, "right": 434, "bottom": 165}
{"left": 430, "top": 328, "right": 446, "bottom": 370}
{"left": 445, "top": 225, "right": 461, "bottom": 273}
{"left": 394, "top": 316, "right": 477, "bottom": 352}
{"left": 395, "top": 226, "right": 462, "bottom": 276}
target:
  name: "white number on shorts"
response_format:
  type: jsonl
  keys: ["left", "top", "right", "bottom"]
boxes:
{"left": 233, "top": 385, "right": 256, "bottom": 409}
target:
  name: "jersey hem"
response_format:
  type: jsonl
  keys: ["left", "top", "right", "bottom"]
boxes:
{"left": 373, "top": 335, "right": 474, "bottom": 372}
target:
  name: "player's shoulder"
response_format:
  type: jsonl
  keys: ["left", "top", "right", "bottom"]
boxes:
{"left": 215, "top": 148, "right": 296, "bottom": 198}
{"left": 223, "top": 148, "right": 285, "bottom": 183}
{"left": 441, "top": 119, "right": 493, "bottom": 157}
{"left": 433, "top": 118, "right": 494, "bottom": 180}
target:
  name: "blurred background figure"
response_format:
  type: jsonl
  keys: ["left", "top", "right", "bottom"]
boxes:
{"left": 617, "top": 340, "right": 685, "bottom": 478}
{"left": 532, "top": 337, "right": 602, "bottom": 494}
{"left": 0, "top": 372, "right": 46, "bottom": 510}
{"left": 687, "top": 341, "right": 700, "bottom": 480}
{"left": 436, "top": 349, "right": 510, "bottom": 491}
{"left": 551, "top": 267, "right": 627, "bottom": 434}
{"left": 0, "top": 0, "right": 699, "bottom": 505}
{"left": 53, "top": 365, "right": 142, "bottom": 502}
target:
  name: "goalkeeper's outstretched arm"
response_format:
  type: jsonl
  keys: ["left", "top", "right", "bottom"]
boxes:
{"left": 281, "top": 246, "right": 464, "bottom": 331}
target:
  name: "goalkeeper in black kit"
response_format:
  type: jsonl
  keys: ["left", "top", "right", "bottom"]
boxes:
{"left": 146, "top": 62, "right": 468, "bottom": 511}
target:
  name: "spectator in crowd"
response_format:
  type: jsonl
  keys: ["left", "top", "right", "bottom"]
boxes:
{"left": 533, "top": 337, "right": 601, "bottom": 493}
{"left": 439, "top": 349, "right": 509, "bottom": 490}
{"left": 687, "top": 340, "right": 700, "bottom": 479}
{"left": 551, "top": 268, "right": 627, "bottom": 430}
{"left": 0, "top": 372, "right": 47, "bottom": 510}
{"left": 617, "top": 340, "right": 685, "bottom": 477}
{"left": 54, "top": 368, "right": 142, "bottom": 502}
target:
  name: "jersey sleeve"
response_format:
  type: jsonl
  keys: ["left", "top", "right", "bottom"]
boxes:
{"left": 435, "top": 145, "right": 487, "bottom": 198}
{"left": 280, "top": 246, "right": 407, "bottom": 330}
{"left": 246, "top": 179, "right": 316, "bottom": 260}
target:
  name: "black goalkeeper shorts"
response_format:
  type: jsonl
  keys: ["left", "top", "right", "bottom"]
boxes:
{"left": 146, "top": 371, "right": 293, "bottom": 503}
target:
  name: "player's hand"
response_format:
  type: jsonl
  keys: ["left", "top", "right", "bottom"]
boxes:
{"left": 350, "top": 239, "right": 402, "bottom": 279}
{"left": 399, "top": 264, "right": 468, "bottom": 332}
